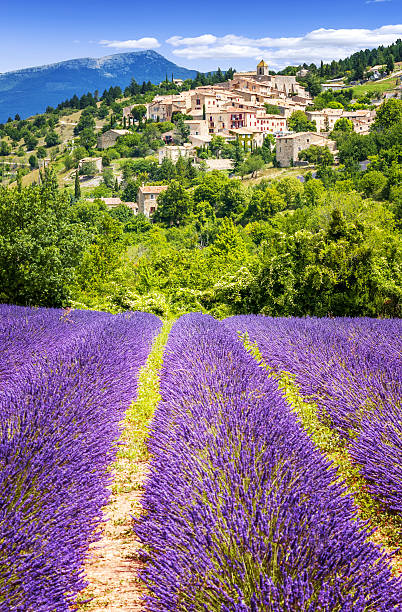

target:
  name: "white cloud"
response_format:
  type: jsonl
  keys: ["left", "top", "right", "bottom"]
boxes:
{"left": 99, "top": 37, "right": 160, "bottom": 49}
{"left": 167, "top": 34, "right": 217, "bottom": 47}
{"left": 166, "top": 25, "right": 402, "bottom": 67}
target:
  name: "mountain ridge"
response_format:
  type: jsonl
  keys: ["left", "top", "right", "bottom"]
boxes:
{"left": 0, "top": 50, "right": 198, "bottom": 121}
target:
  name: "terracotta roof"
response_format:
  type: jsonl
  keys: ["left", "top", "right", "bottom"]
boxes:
{"left": 277, "top": 132, "right": 328, "bottom": 140}
{"left": 109, "top": 129, "right": 130, "bottom": 135}
{"left": 86, "top": 197, "right": 122, "bottom": 205}
{"left": 257, "top": 60, "right": 268, "bottom": 67}
{"left": 139, "top": 185, "right": 168, "bottom": 194}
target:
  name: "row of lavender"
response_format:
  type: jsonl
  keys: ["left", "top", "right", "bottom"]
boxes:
{"left": 0, "top": 305, "right": 161, "bottom": 611}
{"left": 136, "top": 314, "right": 401, "bottom": 611}
{"left": 223, "top": 315, "right": 402, "bottom": 516}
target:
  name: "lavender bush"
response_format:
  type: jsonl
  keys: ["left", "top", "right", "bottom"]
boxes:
{"left": 0, "top": 305, "right": 161, "bottom": 611}
{"left": 224, "top": 315, "right": 402, "bottom": 517}
{"left": 136, "top": 313, "right": 401, "bottom": 611}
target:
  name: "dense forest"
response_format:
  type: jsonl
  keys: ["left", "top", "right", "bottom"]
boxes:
{"left": 1, "top": 98, "right": 401, "bottom": 319}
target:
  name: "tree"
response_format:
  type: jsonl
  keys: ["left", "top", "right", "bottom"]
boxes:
{"left": 259, "top": 134, "right": 276, "bottom": 163}
{"left": 76, "top": 215, "right": 125, "bottom": 289}
{"left": 158, "top": 157, "right": 177, "bottom": 181}
{"left": 193, "top": 171, "right": 229, "bottom": 210}
{"left": 288, "top": 111, "right": 316, "bottom": 133}
{"left": 45, "top": 131, "right": 60, "bottom": 147}
{"left": 243, "top": 186, "right": 286, "bottom": 222}
{"left": 74, "top": 171, "right": 81, "bottom": 200}
{"left": 28, "top": 154, "right": 38, "bottom": 169}
{"left": 373, "top": 99, "right": 402, "bottom": 131}
{"left": 299, "top": 145, "right": 334, "bottom": 167}
{"left": 209, "top": 135, "right": 226, "bottom": 157}
{"left": 0, "top": 141, "right": 11, "bottom": 156}
{"left": 37, "top": 146, "right": 47, "bottom": 159}
{"left": 333, "top": 118, "right": 354, "bottom": 133}
{"left": 24, "top": 133, "right": 39, "bottom": 150}
{"left": 74, "top": 111, "right": 96, "bottom": 135}
{"left": 78, "top": 127, "right": 96, "bottom": 150}
{"left": 304, "top": 74, "right": 322, "bottom": 97}
{"left": 210, "top": 218, "right": 246, "bottom": 258}
{"left": 238, "top": 154, "right": 264, "bottom": 178}
{"left": 79, "top": 161, "right": 98, "bottom": 177}
{"left": 131, "top": 105, "right": 147, "bottom": 128}
{"left": 102, "top": 166, "right": 115, "bottom": 188}
{"left": 352, "top": 59, "right": 365, "bottom": 81}
{"left": 153, "top": 180, "right": 193, "bottom": 225}
{"left": 386, "top": 54, "right": 395, "bottom": 74}
{"left": 276, "top": 176, "right": 304, "bottom": 207}
{"left": 218, "top": 180, "right": 248, "bottom": 218}
{"left": 360, "top": 170, "right": 387, "bottom": 200}
{"left": 264, "top": 104, "right": 281, "bottom": 115}
{"left": 232, "top": 140, "right": 245, "bottom": 172}
{"left": 0, "top": 179, "right": 90, "bottom": 306}
{"left": 303, "top": 179, "right": 325, "bottom": 206}
{"left": 173, "top": 117, "right": 190, "bottom": 145}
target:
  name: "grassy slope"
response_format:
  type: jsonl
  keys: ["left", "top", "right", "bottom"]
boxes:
{"left": 353, "top": 76, "right": 399, "bottom": 97}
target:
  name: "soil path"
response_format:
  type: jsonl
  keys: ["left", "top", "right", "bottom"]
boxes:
{"left": 78, "top": 458, "right": 148, "bottom": 611}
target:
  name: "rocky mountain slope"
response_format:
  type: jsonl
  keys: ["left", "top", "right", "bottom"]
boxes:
{"left": 0, "top": 50, "right": 197, "bottom": 121}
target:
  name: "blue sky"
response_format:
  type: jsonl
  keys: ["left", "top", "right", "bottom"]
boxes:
{"left": 1, "top": 0, "right": 401, "bottom": 73}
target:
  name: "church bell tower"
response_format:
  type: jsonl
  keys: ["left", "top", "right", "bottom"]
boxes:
{"left": 257, "top": 60, "right": 269, "bottom": 76}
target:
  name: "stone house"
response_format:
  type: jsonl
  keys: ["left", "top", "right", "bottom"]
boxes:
{"left": 97, "top": 129, "right": 130, "bottom": 150}
{"left": 305, "top": 109, "right": 344, "bottom": 132}
{"left": 185, "top": 119, "right": 209, "bottom": 138}
{"left": 229, "top": 127, "right": 264, "bottom": 151}
{"left": 137, "top": 185, "right": 168, "bottom": 217}
{"left": 343, "top": 110, "right": 376, "bottom": 134}
{"left": 78, "top": 157, "right": 103, "bottom": 173}
{"left": 158, "top": 144, "right": 196, "bottom": 164}
{"left": 146, "top": 92, "right": 192, "bottom": 122}
{"left": 276, "top": 132, "right": 337, "bottom": 167}
{"left": 305, "top": 109, "right": 375, "bottom": 134}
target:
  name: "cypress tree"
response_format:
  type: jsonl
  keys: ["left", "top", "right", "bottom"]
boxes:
{"left": 386, "top": 54, "right": 395, "bottom": 74}
{"left": 74, "top": 171, "right": 81, "bottom": 201}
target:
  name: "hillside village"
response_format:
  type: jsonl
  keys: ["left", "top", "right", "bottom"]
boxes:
{"left": 120, "top": 60, "right": 376, "bottom": 158}
{"left": 92, "top": 59, "right": 401, "bottom": 215}
{"left": 0, "top": 55, "right": 401, "bottom": 219}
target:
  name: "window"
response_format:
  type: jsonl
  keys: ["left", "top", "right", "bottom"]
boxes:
{"left": 150, "top": 194, "right": 155, "bottom": 199}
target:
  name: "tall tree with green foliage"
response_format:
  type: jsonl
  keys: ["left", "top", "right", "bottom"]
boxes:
{"left": 74, "top": 171, "right": 81, "bottom": 200}
{"left": 288, "top": 111, "right": 316, "bottom": 133}
{"left": 153, "top": 180, "right": 193, "bottom": 225}
{"left": 0, "top": 177, "right": 90, "bottom": 306}
{"left": 373, "top": 99, "right": 402, "bottom": 131}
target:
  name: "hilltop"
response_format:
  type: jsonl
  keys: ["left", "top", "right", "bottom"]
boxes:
{"left": 0, "top": 50, "right": 197, "bottom": 121}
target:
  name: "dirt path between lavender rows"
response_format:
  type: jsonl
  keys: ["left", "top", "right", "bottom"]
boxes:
{"left": 78, "top": 459, "right": 148, "bottom": 611}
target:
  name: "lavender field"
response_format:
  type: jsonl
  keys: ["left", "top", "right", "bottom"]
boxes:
{"left": 0, "top": 305, "right": 161, "bottom": 610}
{"left": 137, "top": 313, "right": 402, "bottom": 611}
{"left": 224, "top": 315, "right": 402, "bottom": 517}
{"left": 1, "top": 307, "right": 402, "bottom": 611}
